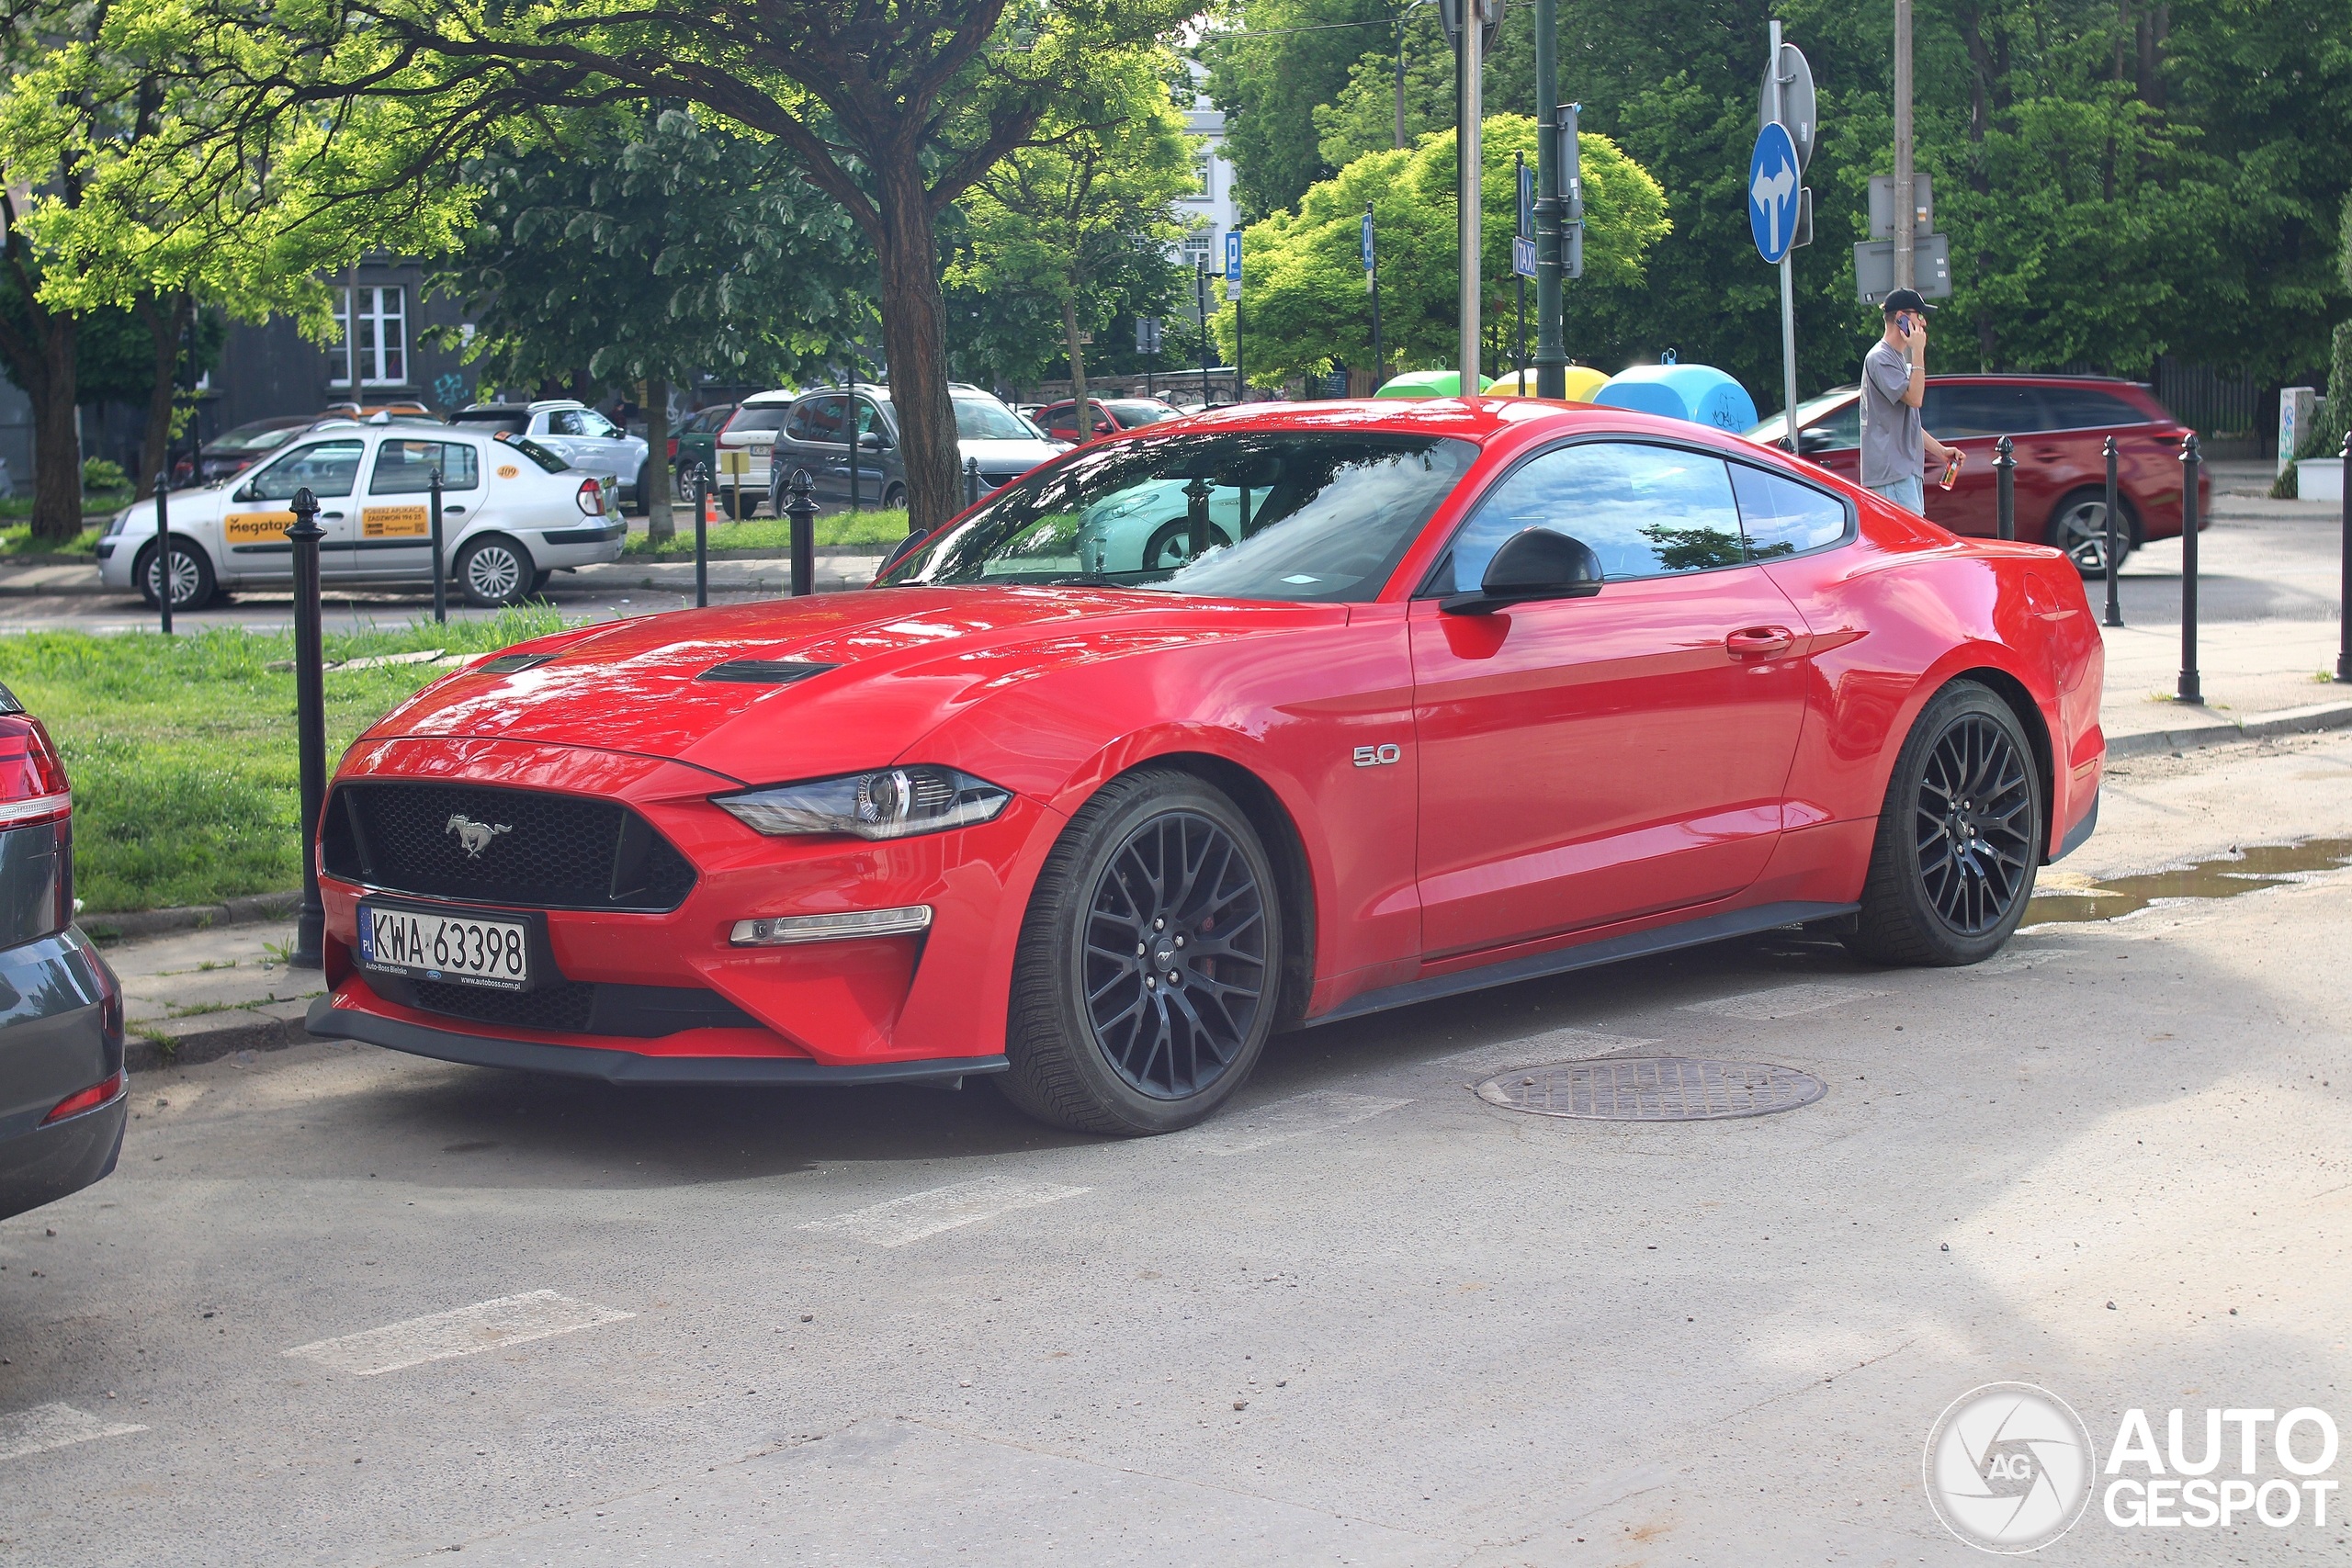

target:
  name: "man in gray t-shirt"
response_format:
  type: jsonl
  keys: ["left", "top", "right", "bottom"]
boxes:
{"left": 1858, "top": 288, "right": 1958, "bottom": 513}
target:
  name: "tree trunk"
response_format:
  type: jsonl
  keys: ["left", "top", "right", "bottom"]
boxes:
{"left": 1062, "top": 295, "right": 1091, "bottom": 444}
{"left": 643, "top": 375, "right": 673, "bottom": 543}
{"left": 28, "top": 318, "right": 81, "bottom": 544}
{"left": 135, "top": 291, "right": 196, "bottom": 502}
{"left": 874, "top": 166, "right": 958, "bottom": 533}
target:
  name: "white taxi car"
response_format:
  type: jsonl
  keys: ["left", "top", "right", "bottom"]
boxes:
{"left": 96, "top": 418, "right": 628, "bottom": 610}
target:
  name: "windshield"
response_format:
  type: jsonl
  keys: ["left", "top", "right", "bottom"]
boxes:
{"left": 492, "top": 432, "right": 570, "bottom": 474}
{"left": 1109, "top": 400, "right": 1177, "bottom": 427}
{"left": 879, "top": 431, "right": 1476, "bottom": 603}
{"left": 953, "top": 398, "right": 1033, "bottom": 442}
{"left": 729, "top": 405, "right": 792, "bottom": 434}
{"left": 209, "top": 422, "right": 304, "bottom": 456}
{"left": 1747, "top": 388, "right": 1857, "bottom": 445}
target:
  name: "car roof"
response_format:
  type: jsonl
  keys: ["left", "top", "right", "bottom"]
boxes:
{"left": 740, "top": 389, "right": 799, "bottom": 405}
{"left": 452, "top": 405, "right": 531, "bottom": 417}
{"left": 526, "top": 399, "right": 586, "bottom": 412}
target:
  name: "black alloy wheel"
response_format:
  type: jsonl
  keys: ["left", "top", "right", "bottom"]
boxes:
{"left": 2048, "top": 491, "right": 2127, "bottom": 580}
{"left": 1846, "top": 681, "right": 2042, "bottom": 966}
{"left": 1001, "top": 769, "right": 1283, "bottom": 1135}
{"left": 1142, "top": 518, "right": 1233, "bottom": 572}
{"left": 139, "top": 538, "right": 216, "bottom": 611}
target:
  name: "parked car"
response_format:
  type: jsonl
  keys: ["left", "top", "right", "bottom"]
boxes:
{"left": 0, "top": 682, "right": 126, "bottom": 1222}
{"left": 763, "top": 384, "right": 1062, "bottom": 513}
{"left": 1746, "top": 374, "right": 2208, "bottom": 576}
{"left": 97, "top": 418, "right": 627, "bottom": 610}
{"left": 667, "top": 402, "right": 740, "bottom": 491}
{"left": 171, "top": 415, "right": 321, "bottom": 489}
{"left": 1035, "top": 396, "right": 1183, "bottom": 445}
{"left": 707, "top": 390, "right": 800, "bottom": 517}
{"left": 303, "top": 400, "right": 2100, "bottom": 1137}
{"left": 448, "top": 400, "right": 651, "bottom": 513}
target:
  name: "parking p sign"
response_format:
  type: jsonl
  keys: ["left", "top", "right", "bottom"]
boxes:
{"left": 1224, "top": 231, "right": 1242, "bottom": 300}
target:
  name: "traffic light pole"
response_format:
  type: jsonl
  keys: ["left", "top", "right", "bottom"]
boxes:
{"left": 1532, "top": 0, "right": 1566, "bottom": 399}
{"left": 1456, "top": 0, "right": 1483, "bottom": 396}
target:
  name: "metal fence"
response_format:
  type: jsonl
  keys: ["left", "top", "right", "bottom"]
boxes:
{"left": 2152, "top": 356, "right": 2265, "bottom": 439}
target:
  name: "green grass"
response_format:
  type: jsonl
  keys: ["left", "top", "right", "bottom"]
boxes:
{"left": 0, "top": 523, "right": 104, "bottom": 558}
{"left": 0, "top": 487, "right": 132, "bottom": 525}
{"left": 624, "top": 508, "right": 913, "bottom": 558}
{"left": 0, "top": 607, "right": 569, "bottom": 913}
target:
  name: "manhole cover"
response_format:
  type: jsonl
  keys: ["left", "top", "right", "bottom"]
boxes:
{"left": 1475, "top": 1056, "right": 1826, "bottom": 1121}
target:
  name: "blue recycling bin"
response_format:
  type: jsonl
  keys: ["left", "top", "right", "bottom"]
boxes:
{"left": 1592, "top": 363, "right": 1758, "bottom": 433}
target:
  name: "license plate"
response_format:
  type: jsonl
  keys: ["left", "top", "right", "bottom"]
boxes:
{"left": 749, "top": 442, "right": 773, "bottom": 455}
{"left": 357, "top": 901, "right": 532, "bottom": 991}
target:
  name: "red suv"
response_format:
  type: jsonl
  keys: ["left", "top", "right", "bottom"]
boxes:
{"left": 1749, "top": 374, "right": 2208, "bottom": 576}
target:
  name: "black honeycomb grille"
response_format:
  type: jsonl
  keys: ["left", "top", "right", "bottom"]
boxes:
{"left": 396, "top": 976, "right": 755, "bottom": 1040}
{"left": 413, "top": 978, "right": 597, "bottom": 1034}
{"left": 322, "top": 782, "right": 696, "bottom": 912}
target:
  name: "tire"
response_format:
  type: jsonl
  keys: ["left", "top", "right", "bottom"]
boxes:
{"left": 1844, "top": 681, "right": 2043, "bottom": 967}
{"left": 882, "top": 482, "right": 907, "bottom": 511}
{"left": 530, "top": 569, "right": 552, "bottom": 595}
{"left": 999, "top": 769, "right": 1283, "bottom": 1136}
{"left": 1142, "top": 517, "right": 1234, "bottom": 571}
{"left": 137, "top": 537, "right": 216, "bottom": 612}
{"left": 627, "top": 461, "right": 650, "bottom": 517}
{"left": 2046, "top": 489, "right": 2132, "bottom": 579}
{"left": 454, "top": 536, "right": 537, "bottom": 609}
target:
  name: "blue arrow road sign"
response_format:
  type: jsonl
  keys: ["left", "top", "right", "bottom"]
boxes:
{"left": 1747, "top": 121, "right": 1799, "bottom": 265}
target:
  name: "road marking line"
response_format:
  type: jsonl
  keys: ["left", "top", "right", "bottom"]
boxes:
{"left": 1437, "top": 1027, "right": 1660, "bottom": 1078}
{"left": 284, "top": 1291, "right": 635, "bottom": 1377}
{"left": 1193, "top": 1091, "right": 1411, "bottom": 1156}
{"left": 1967, "top": 947, "right": 2082, "bottom": 976}
{"left": 1682, "top": 982, "right": 1885, "bottom": 1021}
{"left": 800, "top": 1176, "right": 1091, "bottom": 1248}
{"left": 0, "top": 1403, "right": 147, "bottom": 1461}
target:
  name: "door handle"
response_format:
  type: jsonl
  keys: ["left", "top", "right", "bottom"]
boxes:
{"left": 1725, "top": 626, "right": 1795, "bottom": 657}
{"left": 320, "top": 511, "right": 345, "bottom": 520}
{"left": 444, "top": 506, "right": 466, "bottom": 515}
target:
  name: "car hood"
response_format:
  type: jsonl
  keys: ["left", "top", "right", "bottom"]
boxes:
{"left": 363, "top": 587, "right": 1348, "bottom": 785}
{"left": 956, "top": 439, "right": 1062, "bottom": 470}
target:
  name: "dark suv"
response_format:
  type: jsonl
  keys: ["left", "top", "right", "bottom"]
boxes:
{"left": 1748, "top": 374, "right": 2207, "bottom": 576}
{"left": 0, "top": 682, "right": 126, "bottom": 1221}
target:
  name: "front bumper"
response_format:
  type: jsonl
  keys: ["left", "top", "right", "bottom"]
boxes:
{"left": 307, "top": 996, "right": 1003, "bottom": 1087}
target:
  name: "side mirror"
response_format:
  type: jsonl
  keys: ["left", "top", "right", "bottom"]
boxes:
{"left": 860, "top": 432, "right": 888, "bottom": 451}
{"left": 232, "top": 482, "right": 259, "bottom": 503}
{"left": 876, "top": 528, "right": 930, "bottom": 579}
{"left": 1441, "top": 528, "right": 1605, "bottom": 615}
{"left": 1796, "top": 427, "right": 1839, "bottom": 455}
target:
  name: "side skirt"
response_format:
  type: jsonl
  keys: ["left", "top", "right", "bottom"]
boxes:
{"left": 1305, "top": 900, "right": 1861, "bottom": 1030}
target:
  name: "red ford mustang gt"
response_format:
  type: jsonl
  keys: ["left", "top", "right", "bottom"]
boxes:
{"left": 306, "top": 400, "right": 2104, "bottom": 1134}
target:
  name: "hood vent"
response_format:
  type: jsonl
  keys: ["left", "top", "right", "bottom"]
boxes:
{"left": 697, "top": 660, "right": 841, "bottom": 685}
{"left": 480, "top": 653, "right": 559, "bottom": 673}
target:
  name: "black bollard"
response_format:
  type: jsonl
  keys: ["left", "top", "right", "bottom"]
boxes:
{"left": 1994, "top": 436, "right": 2016, "bottom": 542}
{"left": 786, "top": 467, "right": 816, "bottom": 598}
{"left": 2338, "top": 433, "right": 2351, "bottom": 683}
{"left": 694, "top": 467, "right": 710, "bottom": 609}
{"left": 287, "top": 486, "right": 327, "bottom": 969}
{"left": 965, "top": 457, "right": 981, "bottom": 509}
{"left": 428, "top": 468, "right": 447, "bottom": 626}
{"left": 153, "top": 468, "right": 174, "bottom": 636}
{"left": 2178, "top": 433, "right": 2202, "bottom": 705}
{"left": 2102, "top": 435, "right": 2123, "bottom": 627}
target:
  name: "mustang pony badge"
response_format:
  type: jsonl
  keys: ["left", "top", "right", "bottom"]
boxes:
{"left": 446, "top": 815, "right": 513, "bottom": 858}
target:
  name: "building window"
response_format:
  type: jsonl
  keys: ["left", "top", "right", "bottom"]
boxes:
{"left": 332, "top": 286, "right": 408, "bottom": 388}
{"left": 1193, "top": 152, "right": 1215, "bottom": 197}
{"left": 1182, "top": 227, "right": 1214, "bottom": 268}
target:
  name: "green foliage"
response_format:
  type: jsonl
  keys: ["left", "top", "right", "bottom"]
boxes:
{"left": 622, "top": 510, "right": 914, "bottom": 558}
{"left": 1201, "top": 0, "right": 1396, "bottom": 220}
{"left": 431, "top": 108, "right": 869, "bottom": 396}
{"left": 80, "top": 458, "right": 125, "bottom": 491}
{"left": 0, "top": 610, "right": 568, "bottom": 911}
{"left": 946, "top": 51, "right": 1199, "bottom": 393}
{"left": 1210, "top": 118, "right": 1668, "bottom": 385}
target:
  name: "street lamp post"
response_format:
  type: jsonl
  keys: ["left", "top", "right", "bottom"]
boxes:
{"left": 1456, "top": 0, "right": 1483, "bottom": 396}
{"left": 1532, "top": 0, "right": 1566, "bottom": 399}
{"left": 1197, "top": 263, "right": 1212, "bottom": 406}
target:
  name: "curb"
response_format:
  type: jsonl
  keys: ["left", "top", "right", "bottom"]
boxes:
{"left": 82, "top": 891, "right": 300, "bottom": 942}
{"left": 126, "top": 998, "right": 316, "bottom": 1074}
{"left": 2107, "top": 697, "right": 2352, "bottom": 759}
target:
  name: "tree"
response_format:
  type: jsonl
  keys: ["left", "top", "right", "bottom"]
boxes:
{"left": 430, "top": 108, "right": 867, "bottom": 538}
{"left": 161, "top": 0, "right": 1205, "bottom": 532}
{"left": 1210, "top": 117, "right": 1668, "bottom": 387}
{"left": 0, "top": 3, "right": 469, "bottom": 538}
{"left": 1199, "top": 0, "right": 1394, "bottom": 221}
{"left": 947, "top": 50, "right": 1196, "bottom": 426}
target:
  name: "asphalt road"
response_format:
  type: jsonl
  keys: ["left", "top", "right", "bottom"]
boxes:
{"left": 3, "top": 732, "right": 2347, "bottom": 1564}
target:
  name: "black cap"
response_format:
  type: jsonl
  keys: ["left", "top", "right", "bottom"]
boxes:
{"left": 1882, "top": 288, "right": 1936, "bottom": 314}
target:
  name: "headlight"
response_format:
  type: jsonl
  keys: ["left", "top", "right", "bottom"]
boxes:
{"left": 714, "top": 765, "right": 1012, "bottom": 840}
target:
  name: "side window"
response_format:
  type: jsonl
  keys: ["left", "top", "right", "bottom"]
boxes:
{"left": 1442, "top": 442, "right": 1746, "bottom": 592}
{"left": 1810, "top": 399, "right": 1860, "bottom": 450}
{"left": 786, "top": 396, "right": 846, "bottom": 445}
{"left": 248, "top": 440, "right": 364, "bottom": 501}
{"left": 574, "top": 409, "right": 620, "bottom": 438}
{"left": 2039, "top": 388, "right": 2146, "bottom": 430}
{"left": 545, "top": 410, "right": 586, "bottom": 436}
{"left": 1045, "top": 404, "right": 1080, "bottom": 437}
{"left": 1730, "top": 463, "right": 1849, "bottom": 558}
{"left": 370, "top": 440, "right": 481, "bottom": 493}
{"left": 1926, "top": 385, "right": 2043, "bottom": 440}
